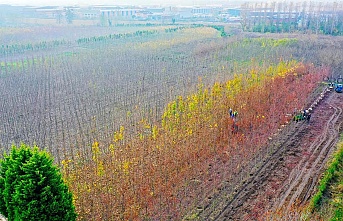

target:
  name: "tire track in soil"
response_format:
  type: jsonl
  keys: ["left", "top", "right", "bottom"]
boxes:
{"left": 193, "top": 89, "right": 342, "bottom": 221}
{"left": 213, "top": 124, "right": 309, "bottom": 221}
{"left": 275, "top": 94, "right": 342, "bottom": 211}
{"left": 192, "top": 118, "right": 307, "bottom": 220}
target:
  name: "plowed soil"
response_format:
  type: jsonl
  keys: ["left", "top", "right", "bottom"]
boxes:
{"left": 194, "top": 88, "right": 343, "bottom": 220}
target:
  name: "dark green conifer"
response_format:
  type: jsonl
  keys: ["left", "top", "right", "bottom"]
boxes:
{"left": 0, "top": 143, "right": 77, "bottom": 221}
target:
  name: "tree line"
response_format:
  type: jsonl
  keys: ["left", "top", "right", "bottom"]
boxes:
{"left": 241, "top": 1, "right": 343, "bottom": 35}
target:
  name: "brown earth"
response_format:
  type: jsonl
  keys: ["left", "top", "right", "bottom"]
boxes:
{"left": 0, "top": 88, "right": 340, "bottom": 221}
{"left": 192, "top": 87, "right": 343, "bottom": 220}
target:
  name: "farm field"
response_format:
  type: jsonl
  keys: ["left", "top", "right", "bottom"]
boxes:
{"left": 191, "top": 87, "right": 342, "bottom": 220}
{"left": 0, "top": 22, "right": 343, "bottom": 220}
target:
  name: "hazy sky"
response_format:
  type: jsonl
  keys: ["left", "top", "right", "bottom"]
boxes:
{"left": 0, "top": 0, "right": 229, "bottom": 6}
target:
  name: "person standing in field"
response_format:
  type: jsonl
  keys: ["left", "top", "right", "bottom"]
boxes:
{"left": 307, "top": 112, "right": 311, "bottom": 122}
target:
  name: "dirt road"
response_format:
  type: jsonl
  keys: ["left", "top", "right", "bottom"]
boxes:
{"left": 193, "top": 89, "right": 342, "bottom": 220}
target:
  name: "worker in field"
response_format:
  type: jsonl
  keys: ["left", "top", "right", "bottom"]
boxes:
{"left": 294, "top": 110, "right": 302, "bottom": 122}
{"left": 293, "top": 111, "right": 298, "bottom": 122}
{"left": 233, "top": 111, "right": 238, "bottom": 118}
{"left": 305, "top": 109, "right": 311, "bottom": 123}
{"left": 228, "top": 108, "right": 238, "bottom": 120}
{"left": 306, "top": 111, "right": 311, "bottom": 123}
{"left": 231, "top": 111, "right": 238, "bottom": 121}
{"left": 302, "top": 110, "right": 307, "bottom": 121}
{"left": 228, "top": 108, "right": 233, "bottom": 136}
{"left": 228, "top": 108, "right": 239, "bottom": 134}
{"left": 298, "top": 111, "right": 304, "bottom": 121}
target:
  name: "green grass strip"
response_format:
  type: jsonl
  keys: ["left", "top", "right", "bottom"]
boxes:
{"left": 308, "top": 135, "right": 343, "bottom": 215}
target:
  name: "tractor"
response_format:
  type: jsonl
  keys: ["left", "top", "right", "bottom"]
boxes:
{"left": 336, "top": 76, "right": 343, "bottom": 93}
{"left": 324, "top": 76, "right": 342, "bottom": 93}
{"left": 335, "top": 83, "right": 343, "bottom": 93}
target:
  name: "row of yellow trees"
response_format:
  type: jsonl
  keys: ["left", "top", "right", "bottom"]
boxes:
{"left": 62, "top": 60, "right": 328, "bottom": 220}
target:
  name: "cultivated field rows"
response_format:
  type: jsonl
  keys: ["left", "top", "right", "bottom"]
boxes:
{"left": 0, "top": 27, "right": 295, "bottom": 162}
{"left": 1, "top": 24, "right": 343, "bottom": 219}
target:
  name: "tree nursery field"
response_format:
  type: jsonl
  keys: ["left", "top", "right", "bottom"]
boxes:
{"left": 0, "top": 23, "right": 343, "bottom": 220}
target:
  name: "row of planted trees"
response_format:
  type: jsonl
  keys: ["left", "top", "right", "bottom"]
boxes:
{"left": 0, "top": 26, "right": 221, "bottom": 159}
{"left": 0, "top": 40, "right": 70, "bottom": 57}
{"left": 76, "top": 25, "right": 201, "bottom": 45}
{"left": 0, "top": 29, "right": 336, "bottom": 219}
{"left": 241, "top": 1, "right": 343, "bottom": 35}
{"left": 62, "top": 60, "right": 328, "bottom": 220}
{"left": 0, "top": 25, "right": 200, "bottom": 58}
{"left": 0, "top": 33, "right": 298, "bottom": 164}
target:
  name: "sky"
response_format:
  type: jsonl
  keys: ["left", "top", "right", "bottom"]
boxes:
{"left": 0, "top": 0, "right": 231, "bottom": 6}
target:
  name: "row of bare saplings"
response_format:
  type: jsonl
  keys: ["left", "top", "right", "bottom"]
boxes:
{"left": 61, "top": 61, "right": 328, "bottom": 220}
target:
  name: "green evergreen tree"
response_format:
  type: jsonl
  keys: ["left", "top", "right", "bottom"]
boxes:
{"left": 0, "top": 143, "right": 77, "bottom": 221}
